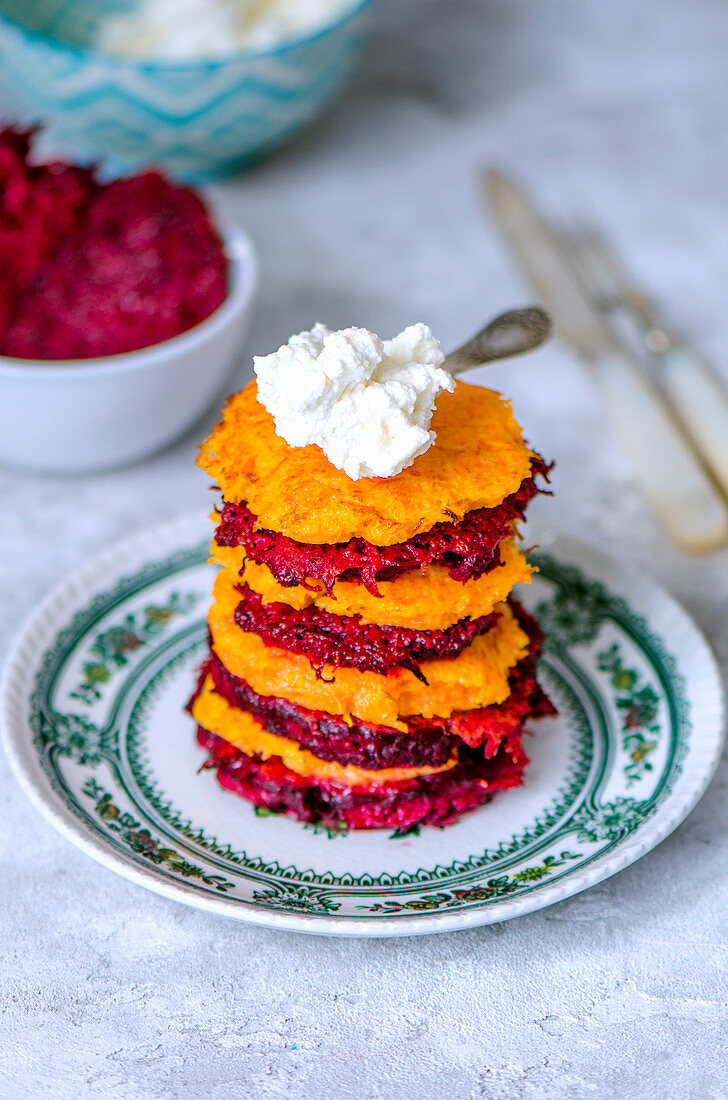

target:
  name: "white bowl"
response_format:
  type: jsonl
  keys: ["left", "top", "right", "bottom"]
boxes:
{"left": 0, "top": 221, "right": 257, "bottom": 475}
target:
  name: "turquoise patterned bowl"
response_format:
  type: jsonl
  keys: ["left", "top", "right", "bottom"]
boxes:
{"left": 0, "top": 0, "right": 374, "bottom": 178}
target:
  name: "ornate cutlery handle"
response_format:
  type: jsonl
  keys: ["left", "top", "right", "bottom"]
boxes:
{"left": 593, "top": 352, "right": 728, "bottom": 552}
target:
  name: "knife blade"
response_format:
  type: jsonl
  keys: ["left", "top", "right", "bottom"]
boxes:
{"left": 486, "top": 169, "right": 615, "bottom": 359}
{"left": 484, "top": 168, "right": 728, "bottom": 553}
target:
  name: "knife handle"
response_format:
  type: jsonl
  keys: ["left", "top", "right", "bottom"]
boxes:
{"left": 592, "top": 353, "right": 728, "bottom": 552}
{"left": 658, "top": 347, "right": 728, "bottom": 502}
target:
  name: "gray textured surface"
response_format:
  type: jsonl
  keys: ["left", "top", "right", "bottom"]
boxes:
{"left": 2, "top": 1, "right": 728, "bottom": 1096}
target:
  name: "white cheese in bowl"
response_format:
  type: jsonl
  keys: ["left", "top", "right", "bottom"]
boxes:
{"left": 253, "top": 322, "right": 455, "bottom": 481}
{"left": 97, "top": 0, "right": 356, "bottom": 60}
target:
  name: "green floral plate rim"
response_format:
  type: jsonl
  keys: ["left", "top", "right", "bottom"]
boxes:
{"left": 0, "top": 513, "right": 724, "bottom": 937}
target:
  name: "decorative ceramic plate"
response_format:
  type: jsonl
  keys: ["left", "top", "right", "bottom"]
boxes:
{"left": 1, "top": 514, "right": 723, "bottom": 936}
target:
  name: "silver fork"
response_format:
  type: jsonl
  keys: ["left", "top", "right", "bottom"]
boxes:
{"left": 560, "top": 224, "right": 728, "bottom": 504}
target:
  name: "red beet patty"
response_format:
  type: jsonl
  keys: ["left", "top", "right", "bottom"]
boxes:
{"left": 233, "top": 581, "right": 501, "bottom": 681}
{"left": 196, "top": 725, "right": 528, "bottom": 831}
{"left": 191, "top": 602, "right": 555, "bottom": 770}
{"left": 213, "top": 457, "right": 550, "bottom": 594}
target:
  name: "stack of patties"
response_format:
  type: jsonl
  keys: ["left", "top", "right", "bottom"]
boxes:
{"left": 190, "top": 375, "right": 554, "bottom": 832}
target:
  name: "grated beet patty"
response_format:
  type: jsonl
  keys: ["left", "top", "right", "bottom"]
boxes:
{"left": 199, "top": 646, "right": 551, "bottom": 768}
{"left": 232, "top": 581, "right": 501, "bottom": 681}
{"left": 196, "top": 725, "right": 528, "bottom": 831}
{"left": 191, "top": 601, "right": 556, "bottom": 769}
{"left": 213, "top": 457, "right": 550, "bottom": 594}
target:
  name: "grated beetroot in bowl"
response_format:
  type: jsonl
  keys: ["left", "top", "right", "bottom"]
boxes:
{"left": 0, "top": 126, "right": 228, "bottom": 359}
{"left": 214, "top": 457, "right": 550, "bottom": 594}
{"left": 196, "top": 725, "right": 528, "bottom": 830}
{"left": 0, "top": 128, "right": 96, "bottom": 339}
{"left": 232, "top": 581, "right": 501, "bottom": 682}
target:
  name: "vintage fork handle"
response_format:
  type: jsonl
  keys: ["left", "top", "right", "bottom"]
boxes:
{"left": 657, "top": 347, "right": 728, "bottom": 503}
{"left": 444, "top": 306, "right": 551, "bottom": 375}
{"left": 592, "top": 352, "right": 728, "bottom": 552}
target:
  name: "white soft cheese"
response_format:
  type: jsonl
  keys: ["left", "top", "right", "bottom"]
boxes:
{"left": 97, "top": 0, "right": 355, "bottom": 60}
{"left": 254, "top": 323, "right": 455, "bottom": 480}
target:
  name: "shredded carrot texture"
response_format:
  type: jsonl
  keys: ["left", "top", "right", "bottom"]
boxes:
{"left": 192, "top": 678, "right": 459, "bottom": 787}
{"left": 207, "top": 568, "right": 531, "bottom": 729}
{"left": 211, "top": 533, "right": 534, "bottom": 630}
{"left": 198, "top": 379, "right": 536, "bottom": 545}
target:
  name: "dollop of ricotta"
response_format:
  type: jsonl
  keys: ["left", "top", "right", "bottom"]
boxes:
{"left": 253, "top": 323, "right": 455, "bottom": 480}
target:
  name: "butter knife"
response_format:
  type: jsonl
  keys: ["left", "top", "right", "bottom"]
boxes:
{"left": 485, "top": 169, "right": 728, "bottom": 553}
